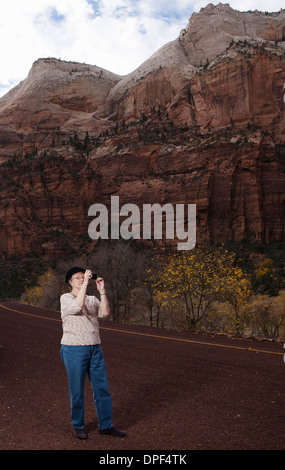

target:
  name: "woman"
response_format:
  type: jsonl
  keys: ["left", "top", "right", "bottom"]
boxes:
{"left": 60, "top": 266, "right": 126, "bottom": 440}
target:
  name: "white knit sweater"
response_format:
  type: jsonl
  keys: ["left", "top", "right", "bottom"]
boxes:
{"left": 60, "top": 293, "right": 104, "bottom": 346}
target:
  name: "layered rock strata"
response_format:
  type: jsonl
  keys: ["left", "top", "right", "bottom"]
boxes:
{"left": 0, "top": 3, "right": 284, "bottom": 257}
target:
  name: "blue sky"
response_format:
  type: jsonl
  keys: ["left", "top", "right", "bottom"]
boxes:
{"left": 0, "top": 0, "right": 283, "bottom": 97}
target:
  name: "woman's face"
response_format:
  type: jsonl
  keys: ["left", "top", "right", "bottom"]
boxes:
{"left": 69, "top": 272, "right": 85, "bottom": 290}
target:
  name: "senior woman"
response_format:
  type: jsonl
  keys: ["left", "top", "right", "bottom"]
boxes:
{"left": 60, "top": 266, "right": 126, "bottom": 440}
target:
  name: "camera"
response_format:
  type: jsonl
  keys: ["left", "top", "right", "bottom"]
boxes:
{"left": 91, "top": 272, "right": 97, "bottom": 279}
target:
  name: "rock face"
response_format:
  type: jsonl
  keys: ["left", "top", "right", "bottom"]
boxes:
{"left": 0, "top": 3, "right": 285, "bottom": 257}
{"left": 0, "top": 59, "right": 121, "bottom": 157}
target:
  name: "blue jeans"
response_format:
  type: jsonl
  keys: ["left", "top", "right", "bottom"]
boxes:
{"left": 60, "top": 344, "right": 113, "bottom": 430}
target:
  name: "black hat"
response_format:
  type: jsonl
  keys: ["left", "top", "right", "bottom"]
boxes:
{"left": 65, "top": 266, "right": 86, "bottom": 284}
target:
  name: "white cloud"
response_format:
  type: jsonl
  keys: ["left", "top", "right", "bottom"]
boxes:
{"left": 0, "top": 0, "right": 283, "bottom": 97}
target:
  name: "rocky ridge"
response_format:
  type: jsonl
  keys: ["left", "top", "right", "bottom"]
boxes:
{"left": 0, "top": 3, "right": 284, "bottom": 257}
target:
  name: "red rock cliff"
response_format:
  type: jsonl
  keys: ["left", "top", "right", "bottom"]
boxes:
{"left": 0, "top": 3, "right": 284, "bottom": 257}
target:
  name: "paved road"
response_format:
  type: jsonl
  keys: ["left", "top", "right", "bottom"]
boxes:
{"left": 0, "top": 301, "right": 284, "bottom": 451}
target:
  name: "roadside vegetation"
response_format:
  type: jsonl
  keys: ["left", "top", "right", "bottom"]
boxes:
{"left": 13, "top": 240, "right": 285, "bottom": 341}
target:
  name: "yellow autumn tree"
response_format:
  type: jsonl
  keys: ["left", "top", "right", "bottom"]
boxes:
{"left": 23, "top": 268, "right": 58, "bottom": 308}
{"left": 244, "top": 292, "right": 285, "bottom": 339}
{"left": 147, "top": 245, "right": 251, "bottom": 333}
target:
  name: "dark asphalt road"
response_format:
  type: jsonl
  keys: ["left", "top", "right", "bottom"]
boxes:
{"left": 0, "top": 301, "right": 284, "bottom": 452}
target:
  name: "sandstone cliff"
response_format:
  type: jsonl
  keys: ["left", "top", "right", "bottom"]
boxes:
{"left": 0, "top": 3, "right": 284, "bottom": 257}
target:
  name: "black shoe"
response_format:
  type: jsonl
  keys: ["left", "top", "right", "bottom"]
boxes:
{"left": 73, "top": 428, "right": 88, "bottom": 439}
{"left": 99, "top": 426, "right": 126, "bottom": 437}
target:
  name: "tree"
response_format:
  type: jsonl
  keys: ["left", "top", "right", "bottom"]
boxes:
{"left": 22, "top": 268, "right": 62, "bottom": 310}
{"left": 143, "top": 262, "right": 163, "bottom": 327}
{"left": 87, "top": 240, "right": 149, "bottom": 323}
{"left": 252, "top": 256, "right": 279, "bottom": 295}
{"left": 147, "top": 245, "right": 251, "bottom": 333}
{"left": 244, "top": 292, "right": 285, "bottom": 339}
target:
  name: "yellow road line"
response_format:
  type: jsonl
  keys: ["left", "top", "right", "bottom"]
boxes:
{"left": 0, "top": 303, "right": 62, "bottom": 323}
{"left": 101, "top": 326, "right": 284, "bottom": 356}
{"left": 0, "top": 303, "right": 283, "bottom": 356}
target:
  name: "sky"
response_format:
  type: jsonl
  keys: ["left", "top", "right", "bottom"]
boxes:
{"left": 0, "top": 0, "right": 283, "bottom": 98}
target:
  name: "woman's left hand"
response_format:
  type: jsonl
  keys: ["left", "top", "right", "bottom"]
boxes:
{"left": 96, "top": 277, "right": 105, "bottom": 292}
